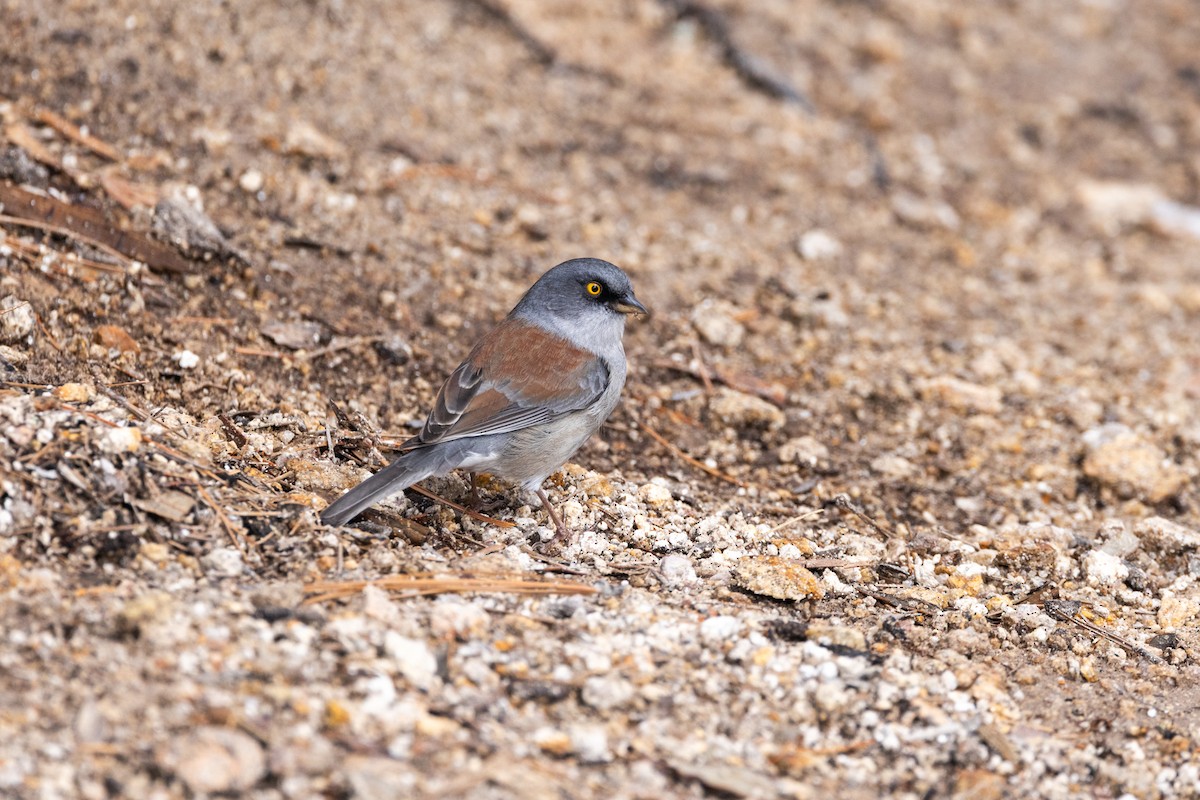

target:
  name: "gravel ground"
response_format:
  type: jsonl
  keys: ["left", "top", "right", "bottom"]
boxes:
{"left": 3, "top": 1, "right": 1200, "bottom": 798}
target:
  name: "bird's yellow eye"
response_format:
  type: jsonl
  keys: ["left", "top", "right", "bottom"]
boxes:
{"left": 586, "top": 282, "right": 603, "bottom": 296}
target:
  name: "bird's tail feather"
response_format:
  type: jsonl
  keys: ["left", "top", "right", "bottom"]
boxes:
{"left": 321, "top": 445, "right": 461, "bottom": 526}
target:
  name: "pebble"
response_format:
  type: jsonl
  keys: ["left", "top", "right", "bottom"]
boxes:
{"left": 581, "top": 675, "right": 636, "bottom": 710}
{"left": 239, "top": 169, "right": 265, "bottom": 193}
{"left": 99, "top": 426, "right": 142, "bottom": 453}
{"left": 1098, "top": 520, "right": 1141, "bottom": 559}
{"left": 920, "top": 376, "right": 1002, "bottom": 414}
{"left": 1135, "top": 516, "right": 1200, "bottom": 554}
{"left": 173, "top": 349, "right": 200, "bottom": 369}
{"left": 161, "top": 726, "right": 266, "bottom": 795}
{"left": 1082, "top": 549, "right": 1128, "bottom": 587}
{"left": 1156, "top": 591, "right": 1200, "bottom": 630}
{"left": 699, "top": 615, "right": 743, "bottom": 643}
{"left": 777, "top": 435, "right": 829, "bottom": 466}
{"left": 870, "top": 453, "right": 917, "bottom": 479}
{"left": 342, "top": 754, "right": 416, "bottom": 800}
{"left": 0, "top": 295, "right": 34, "bottom": 344}
{"left": 1081, "top": 424, "right": 1188, "bottom": 502}
{"left": 429, "top": 598, "right": 490, "bottom": 640}
{"left": 691, "top": 301, "right": 745, "bottom": 348}
{"left": 658, "top": 554, "right": 698, "bottom": 586}
{"left": 201, "top": 546, "right": 245, "bottom": 578}
{"left": 891, "top": 190, "right": 960, "bottom": 230}
{"left": 568, "top": 724, "right": 611, "bottom": 763}
{"left": 708, "top": 388, "right": 785, "bottom": 431}
{"left": 53, "top": 383, "right": 94, "bottom": 403}
{"left": 384, "top": 632, "right": 439, "bottom": 690}
{"left": 637, "top": 481, "right": 674, "bottom": 509}
{"left": 795, "top": 229, "right": 843, "bottom": 261}
{"left": 731, "top": 557, "right": 824, "bottom": 601}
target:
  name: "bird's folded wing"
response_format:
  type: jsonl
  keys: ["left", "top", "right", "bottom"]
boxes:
{"left": 412, "top": 317, "right": 609, "bottom": 447}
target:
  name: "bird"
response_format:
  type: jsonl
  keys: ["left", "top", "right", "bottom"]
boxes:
{"left": 320, "top": 257, "right": 648, "bottom": 540}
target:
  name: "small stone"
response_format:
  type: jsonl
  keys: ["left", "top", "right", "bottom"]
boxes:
{"left": 384, "top": 632, "right": 439, "bottom": 690}
{"left": 870, "top": 453, "right": 917, "bottom": 479}
{"left": 1157, "top": 592, "right": 1200, "bottom": 630}
{"left": 691, "top": 301, "right": 745, "bottom": 348}
{"left": 94, "top": 324, "right": 141, "bottom": 353}
{"left": 568, "top": 724, "right": 610, "bottom": 763}
{"left": 162, "top": 727, "right": 266, "bottom": 795}
{"left": 732, "top": 556, "right": 825, "bottom": 601}
{"left": 891, "top": 190, "right": 960, "bottom": 230}
{"left": 99, "top": 426, "right": 142, "bottom": 453}
{"left": 201, "top": 546, "right": 244, "bottom": 578}
{"left": 532, "top": 728, "right": 572, "bottom": 756}
{"left": 0, "top": 295, "right": 35, "bottom": 344}
{"left": 1082, "top": 424, "right": 1188, "bottom": 502}
{"left": 239, "top": 169, "right": 265, "bottom": 193}
{"left": 173, "top": 349, "right": 200, "bottom": 369}
{"left": 1076, "top": 180, "right": 1164, "bottom": 236}
{"left": 920, "top": 376, "right": 1003, "bottom": 414}
{"left": 795, "top": 229, "right": 842, "bottom": 261}
{"left": 658, "top": 554, "right": 698, "bottom": 586}
{"left": 699, "top": 615, "right": 743, "bottom": 643}
{"left": 778, "top": 435, "right": 828, "bottom": 466}
{"left": 0, "top": 344, "right": 28, "bottom": 366}
{"left": 581, "top": 675, "right": 636, "bottom": 710}
{"left": 53, "top": 383, "right": 94, "bottom": 403}
{"left": 638, "top": 481, "right": 673, "bottom": 509}
{"left": 804, "top": 623, "right": 867, "bottom": 651}
{"left": 709, "top": 387, "right": 785, "bottom": 431}
{"left": 1082, "top": 550, "right": 1128, "bottom": 587}
{"left": 342, "top": 755, "right": 416, "bottom": 800}
{"left": 429, "top": 598, "right": 489, "bottom": 640}
{"left": 1135, "top": 516, "right": 1200, "bottom": 554}
{"left": 1098, "top": 520, "right": 1140, "bottom": 559}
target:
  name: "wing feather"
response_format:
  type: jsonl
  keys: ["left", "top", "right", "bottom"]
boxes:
{"left": 407, "top": 318, "right": 609, "bottom": 449}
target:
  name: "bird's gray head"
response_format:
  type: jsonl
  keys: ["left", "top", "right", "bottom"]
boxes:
{"left": 510, "top": 258, "right": 648, "bottom": 347}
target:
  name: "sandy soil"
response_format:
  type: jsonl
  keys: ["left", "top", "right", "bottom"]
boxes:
{"left": 3, "top": 1, "right": 1200, "bottom": 797}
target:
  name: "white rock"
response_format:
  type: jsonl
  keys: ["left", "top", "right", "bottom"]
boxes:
{"left": 99, "top": 425, "right": 142, "bottom": 453}
{"left": 581, "top": 675, "right": 636, "bottom": 710}
{"left": 638, "top": 482, "right": 674, "bottom": 509}
{"left": 778, "top": 435, "right": 829, "bottom": 466}
{"left": 691, "top": 300, "right": 745, "bottom": 348}
{"left": 163, "top": 727, "right": 266, "bottom": 795}
{"left": 0, "top": 295, "right": 35, "bottom": 344}
{"left": 201, "top": 546, "right": 244, "bottom": 578}
{"left": 429, "top": 598, "right": 489, "bottom": 640}
{"left": 569, "top": 724, "right": 611, "bottom": 763}
{"left": 1135, "top": 517, "right": 1200, "bottom": 554}
{"left": 658, "top": 554, "right": 698, "bottom": 586}
{"left": 1098, "top": 520, "right": 1141, "bottom": 559}
{"left": 796, "top": 229, "right": 843, "bottom": 261}
{"left": 1083, "top": 550, "right": 1128, "bottom": 587}
{"left": 239, "top": 169, "right": 265, "bottom": 193}
{"left": 173, "top": 349, "right": 200, "bottom": 369}
{"left": 870, "top": 453, "right": 917, "bottom": 479}
{"left": 699, "top": 615, "right": 742, "bottom": 644}
{"left": 384, "top": 633, "right": 439, "bottom": 690}
{"left": 709, "top": 388, "right": 785, "bottom": 430}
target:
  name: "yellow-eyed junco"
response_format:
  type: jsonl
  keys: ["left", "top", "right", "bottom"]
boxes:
{"left": 321, "top": 258, "right": 648, "bottom": 538}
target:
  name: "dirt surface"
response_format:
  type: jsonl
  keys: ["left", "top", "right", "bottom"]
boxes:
{"left": 4, "top": 1, "right": 1200, "bottom": 797}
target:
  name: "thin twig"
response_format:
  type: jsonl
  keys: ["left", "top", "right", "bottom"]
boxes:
{"left": 636, "top": 419, "right": 747, "bottom": 488}
{"left": 0, "top": 213, "right": 131, "bottom": 270}
{"left": 196, "top": 485, "right": 248, "bottom": 557}
{"left": 659, "top": 0, "right": 815, "bottom": 112}
{"left": 409, "top": 483, "right": 517, "bottom": 529}
{"left": 304, "top": 572, "right": 598, "bottom": 605}
{"left": 34, "top": 108, "right": 121, "bottom": 161}
{"left": 1044, "top": 599, "right": 1163, "bottom": 665}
